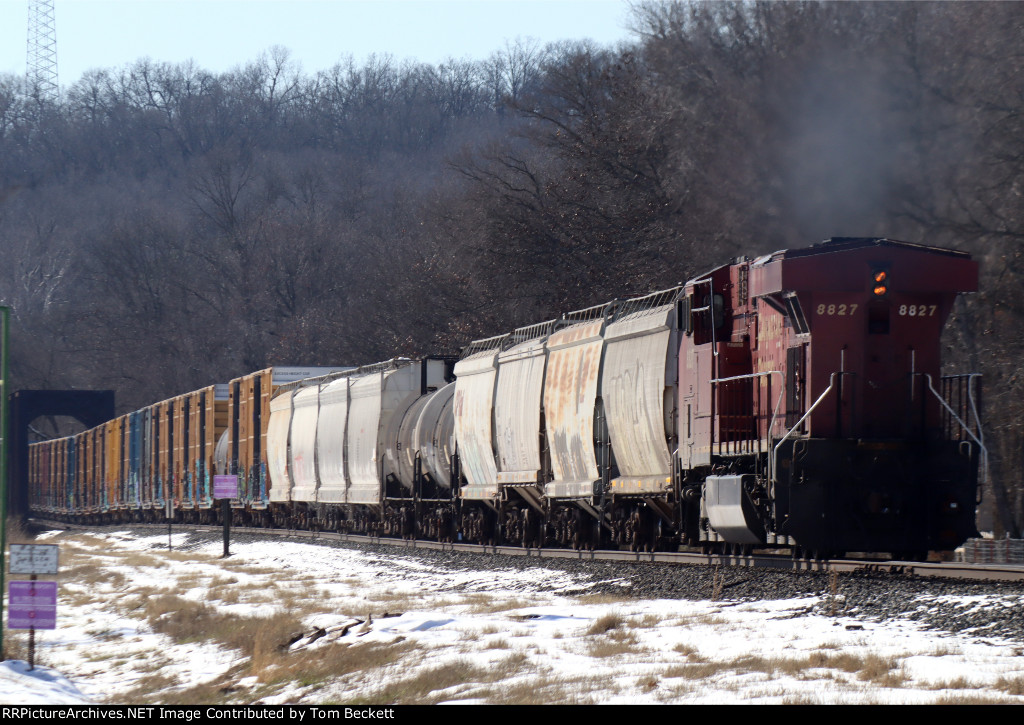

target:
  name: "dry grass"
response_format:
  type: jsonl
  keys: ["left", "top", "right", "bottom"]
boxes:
{"left": 206, "top": 585, "right": 242, "bottom": 605}
{"left": 348, "top": 651, "right": 538, "bottom": 705}
{"left": 118, "top": 637, "right": 418, "bottom": 704}
{"left": 635, "top": 614, "right": 662, "bottom": 628}
{"left": 128, "top": 682, "right": 236, "bottom": 706}
{"left": 994, "top": 676, "right": 1024, "bottom": 696}
{"left": 162, "top": 550, "right": 211, "bottom": 564}
{"left": 56, "top": 564, "right": 128, "bottom": 588}
{"left": 466, "top": 597, "right": 534, "bottom": 614}
{"left": 807, "top": 650, "right": 866, "bottom": 672}
{"left": 672, "top": 612, "right": 730, "bottom": 627}
{"left": 673, "top": 642, "right": 702, "bottom": 658}
{"left": 259, "top": 640, "right": 416, "bottom": 688}
{"left": 934, "top": 693, "right": 1012, "bottom": 704}
{"left": 657, "top": 681, "right": 697, "bottom": 700}
{"left": 572, "top": 592, "right": 632, "bottom": 605}
{"left": 122, "top": 673, "right": 179, "bottom": 697}
{"left": 637, "top": 674, "right": 659, "bottom": 692}
{"left": 479, "top": 671, "right": 601, "bottom": 705}
{"left": 587, "top": 612, "right": 623, "bottom": 635}
{"left": 119, "top": 552, "right": 168, "bottom": 569}
{"left": 586, "top": 629, "right": 641, "bottom": 658}
{"left": 2, "top": 630, "right": 30, "bottom": 662}
{"left": 856, "top": 654, "right": 907, "bottom": 687}
{"left": 662, "top": 662, "right": 727, "bottom": 679}
{"left": 144, "top": 594, "right": 303, "bottom": 659}
{"left": 221, "top": 564, "right": 278, "bottom": 577}
{"left": 353, "top": 658, "right": 490, "bottom": 704}
{"left": 658, "top": 648, "right": 911, "bottom": 689}
{"left": 929, "top": 677, "right": 977, "bottom": 690}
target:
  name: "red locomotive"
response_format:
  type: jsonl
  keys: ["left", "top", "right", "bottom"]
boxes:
{"left": 678, "top": 237, "right": 981, "bottom": 557}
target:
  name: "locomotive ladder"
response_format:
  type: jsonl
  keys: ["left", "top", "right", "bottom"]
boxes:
{"left": 925, "top": 373, "right": 988, "bottom": 494}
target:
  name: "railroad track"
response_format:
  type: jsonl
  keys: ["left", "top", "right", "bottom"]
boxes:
{"left": 30, "top": 518, "right": 1024, "bottom": 583}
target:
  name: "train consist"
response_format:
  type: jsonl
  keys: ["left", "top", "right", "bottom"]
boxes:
{"left": 26, "top": 238, "right": 985, "bottom": 557}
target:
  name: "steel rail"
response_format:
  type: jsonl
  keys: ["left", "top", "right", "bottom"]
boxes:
{"left": 29, "top": 518, "right": 1024, "bottom": 583}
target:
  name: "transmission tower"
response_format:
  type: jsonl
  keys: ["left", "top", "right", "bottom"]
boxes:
{"left": 27, "top": 0, "right": 58, "bottom": 102}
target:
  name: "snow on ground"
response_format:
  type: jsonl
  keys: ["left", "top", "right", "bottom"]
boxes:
{"left": 4, "top": 528, "right": 1024, "bottom": 704}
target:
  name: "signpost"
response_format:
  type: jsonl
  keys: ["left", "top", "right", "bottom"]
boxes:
{"left": 9, "top": 544, "right": 59, "bottom": 575}
{"left": 214, "top": 474, "right": 237, "bottom": 558}
{"left": 166, "top": 494, "right": 174, "bottom": 550}
{"left": 7, "top": 543, "right": 59, "bottom": 669}
{"left": 8, "top": 581, "right": 57, "bottom": 628}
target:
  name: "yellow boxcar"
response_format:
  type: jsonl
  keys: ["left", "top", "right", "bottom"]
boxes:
{"left": 229, "top": 369, "right": 272, "bottom": 508}
{"left": 173, "top": 393, "right": 189, "bottom": 508}
{"left": 228, "top": 368, "right": 345, "bottom": 511}
{"left": 73, "top": 431, "right": 87, "bottom": 514}
{"left": 154, "top": 398, "right": 174, "bottom": 509}
{"left": 189, "top": 385, "right": 229, "bottom": 509}
{"left": 105, "top": 417, "right": 121, "bottom": 512}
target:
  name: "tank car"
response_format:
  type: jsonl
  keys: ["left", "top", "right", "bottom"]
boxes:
{"left": 263, "top": 358, "right": 454, "bottom": 534}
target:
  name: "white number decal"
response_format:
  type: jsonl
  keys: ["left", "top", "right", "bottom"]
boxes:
{"left": 898, "top": 305, "right": 937, "bottom": 317}
{"left": 816, "top": 303, "right": 858, "bottom": 316}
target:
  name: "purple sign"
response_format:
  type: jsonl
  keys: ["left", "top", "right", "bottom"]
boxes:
{"left": 8, "top": 581, "right": 57, "bottom": 630}
{"left": 214, "top": 474, "right": 238, "bottom": 499}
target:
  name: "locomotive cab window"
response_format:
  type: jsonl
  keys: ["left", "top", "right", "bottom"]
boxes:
{"left": 691, "top": 293, "right": 725, "bottom": 344}
{"left": 784, "top": 294, "right": 810, "bottom": 335}
{"left": 697, "top": 293, "right": 724, "bottom": 330}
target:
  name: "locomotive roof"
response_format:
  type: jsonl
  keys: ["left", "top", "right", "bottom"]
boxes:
{"left": 752, "top": 237, "right": 971, "bottom": 267}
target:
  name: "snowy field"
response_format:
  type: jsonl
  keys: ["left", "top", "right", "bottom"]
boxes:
{"left": 4, "top": 528, "right": 1024, "bottom": 705}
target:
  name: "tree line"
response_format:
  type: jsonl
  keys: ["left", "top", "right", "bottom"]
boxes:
{"left": 2, "top": 1, "right": 1023, "bottom": 534}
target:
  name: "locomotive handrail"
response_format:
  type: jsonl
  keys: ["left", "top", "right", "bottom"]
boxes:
{"left": 709, "top": 370, "right": 785, "bottom": 466}
{"left": 770, "top": 372, "right": 840, "bottom": 484}
{"left": 924, "top": 373, "right": 988, "bottom": 491}
{"left": 611, "top": 285, "right": 686, "bottom": 322}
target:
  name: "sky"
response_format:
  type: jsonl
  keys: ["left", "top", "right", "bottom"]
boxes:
{"left": 5, "top": 528, "right": 1024, "bottom": 704}
{"left": 1, "top": 0, "right": 638, "bottom": 88}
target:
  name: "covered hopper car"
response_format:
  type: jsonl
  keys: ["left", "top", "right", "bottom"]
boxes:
{"left": 26, "top": 238, "right": 984, "bottom": 558}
